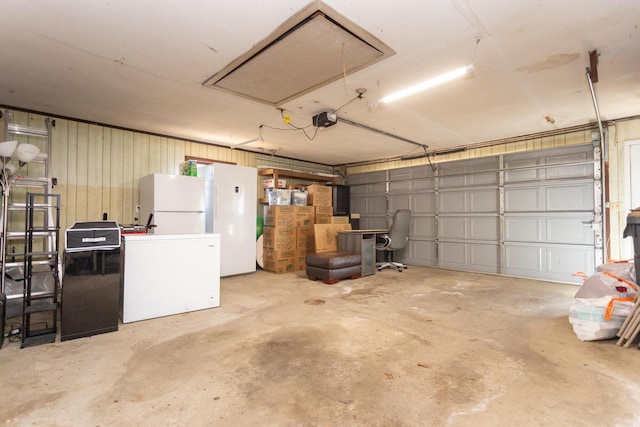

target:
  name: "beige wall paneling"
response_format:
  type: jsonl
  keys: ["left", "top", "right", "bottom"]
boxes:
{"left": 122, "top": 131, "right": 135, "bottom": 225}
{"left": 108, "top": 128, "right": 125, "bottom": 224}
{"left": 132, "top": 132, "right": 150, "bottom": 223}
{"left": 52, "top": 118, "right": 69, "bottom": 238}
{"left": 87, "top": 124, "right": 103, "bottom": 222}
{"left": 101, "top": 128, "right": 112, "bottom": 222}
{"left": 65, "top": 120, "right": 79, "bottom": 229}
{"left": 75, "top": 123, "right": 90, "bottom": 222}
{"left": 149, "top": 135, "right": 163, "bottom": 177}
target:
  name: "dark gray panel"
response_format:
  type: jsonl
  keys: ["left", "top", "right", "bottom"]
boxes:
{"left": 389, "top": 194, "right": 411, "bottom": 213}
{"left": 347, "top": 171, "right": 387, "bottom": 185}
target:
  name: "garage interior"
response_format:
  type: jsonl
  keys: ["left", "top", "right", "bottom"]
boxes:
{"left": 1, "top": 1, "right": 640, "bottom": 425}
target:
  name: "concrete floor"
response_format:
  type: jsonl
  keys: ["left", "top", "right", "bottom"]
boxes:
{"left": 1, "top": 266, "right": 639, "bottom": 426}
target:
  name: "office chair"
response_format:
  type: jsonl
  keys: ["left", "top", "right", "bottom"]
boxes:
{"left": 376, "top": 209, "right": 411, "bottom": 271}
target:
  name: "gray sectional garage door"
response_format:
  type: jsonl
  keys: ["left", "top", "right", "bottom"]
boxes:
{"left": 347, "top": 144, "right": 601, "bottom": 284}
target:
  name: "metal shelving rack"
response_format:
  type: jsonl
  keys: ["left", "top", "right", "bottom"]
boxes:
{"left": 1, "top": 110, "right": 57, "bottom": 346}
{"left": 21, "top": 193, "right": 60, "bottom": 347}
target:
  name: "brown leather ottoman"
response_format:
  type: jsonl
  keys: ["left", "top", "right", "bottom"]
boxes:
{"left": 305, "top": 252, "right": 361, "bottom": 285}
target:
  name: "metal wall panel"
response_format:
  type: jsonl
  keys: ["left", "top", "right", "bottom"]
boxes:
{"left": 504, "top": 243, "right": 595, "bottom": 282}
{"left": 347, "top": 143, "right": 598, "bottom": 283}
{"left": 504, "top": 213, "right": 595, "bottom": 244}
{"left": 347, "top": 170, "right": 387, "bottom": 230}
{"left": 503, "top": 144, "right": 597, "bottom": 282}
{"left": 438, "top": 242, "right": 499, "bottom": 273}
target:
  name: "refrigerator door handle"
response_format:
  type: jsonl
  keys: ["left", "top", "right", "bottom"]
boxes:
{"left": 214, "top": 186, "right": 219, "bottom": 221}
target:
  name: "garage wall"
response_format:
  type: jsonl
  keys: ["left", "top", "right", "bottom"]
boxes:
{"left": 0, "top": 109, "right": 333, "bottom": 246}
{"left": 348, "top": 143, "right": 601, "bottom": 284}
{"left": 348, "top": 118, "right": 640, "bottom": 265}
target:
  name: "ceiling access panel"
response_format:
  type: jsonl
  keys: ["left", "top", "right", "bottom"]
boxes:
{"left": 203, "top": 2, "right": 395, "bottom": 106}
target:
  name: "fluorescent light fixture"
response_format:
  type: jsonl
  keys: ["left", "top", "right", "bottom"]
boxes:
{"left": 231, "top": 135, "right": 263, "bottom": 149}
{"left": 379, "top": 64, "right": 474, "bottom": 104}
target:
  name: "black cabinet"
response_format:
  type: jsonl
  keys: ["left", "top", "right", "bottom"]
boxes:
{"left": 61, "top": 249, "right": 121, "bottom": 341}
{"left": 331, "top": 184, "right": 350, "bottom": 216}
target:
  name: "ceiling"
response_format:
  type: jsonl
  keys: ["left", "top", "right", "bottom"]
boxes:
{"left": 1, "top": 1, "right": 639, "bottom": 166}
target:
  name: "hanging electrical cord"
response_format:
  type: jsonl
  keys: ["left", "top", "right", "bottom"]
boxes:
{"left": 258, "top": 110, "right": 321, "bottom": 141}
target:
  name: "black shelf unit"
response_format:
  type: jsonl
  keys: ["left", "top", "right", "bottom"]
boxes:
{"left": 21, "top": 193, "right": 60, "bottom": 348}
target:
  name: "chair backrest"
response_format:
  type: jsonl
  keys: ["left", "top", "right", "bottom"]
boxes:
{"left": 387, "top": 209, "right": 411, "bottom": 250}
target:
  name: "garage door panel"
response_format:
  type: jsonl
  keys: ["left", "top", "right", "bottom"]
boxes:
{"left": 350, "top": 197, "right": 367, "bottom": 214}
{"left": 389, "top": 194, "right": 411, "bottom": 213}
{"left": 349, "top": 143, "right": 598, "bottom": 282}
{"left": 505, "top": 245, "right": 542, "bottom": 271}
{"left": 470, "top": 217, "right": 499, "bottom": 240}
{"left": 389, "top": 180, "right": 411, "bottom": 192}
{"left": 412, "top": 192, "right": 436, "bottom": 214}
{"left": 438, "top": 241, "right": 499, "bottom": 273}
{"left": 504, "top": 243, "right": 592, "bottom": 283}
{"left": 546, "top": 184, "right": 594, "bottom": 211}
{"left": 505, "top": 214, "right": 594, "bottom": 244}
{"left": 505, "top": 183, "right": 594, "bottom": 212}
{"left": 470, "top": 244, "right": 499, "bottom": 270}
{"left": 362, "top": 216, "right": 388, "bottom": 230}
{"left": 439, "top": 217, "right": 466, "bottom": 239}
{"left": 547, "top": 246, "right": 595, "bottom": 278}
{"left": 547, "top": 217, "right": 594, "bottom": 245}
{"left": 438, "top": 241, "right": 466, "bottom": 264}
{"left": 414, "top": 179, "right": 436, "bottom": 191}
{"left": 347, "top": 171, "right": 387, "bottom": 185}
{"left": 470, "top": 189, "right": 499, "bottom": 212}
{"left": 408, "top": 240, "right": 437, "bottom": 266}
{"left": 439, "top": 191, "right": 466, "bottom": 213}
{"left": 413, "top": 216, "right": 436, "bottom": 238}
{"left": 505, "top": 217, "right": 542, "bottom": 241}
{"left": 367, "top": 195, "right": 388, "bottom": 213}
{"left": 505, "top": 187, "right": 542, "bottom": 211}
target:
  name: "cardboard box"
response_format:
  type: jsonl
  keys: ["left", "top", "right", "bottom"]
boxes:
{"left": 262, "top": 178, "right": 286, "bottom": 189}
{"left": 264, "top": 205, "right": 295, "bottom": 228}
{"left": 296, "top": 226, "right": 315, "bottom": 252}
{"left": 263, "top": 250, "right": 296, "bottom": 274}
{"left": 262, "top": 226, "right": 295, "bottom": 251}
{"left": 313, "top": 223, "right": 352, "bottom": 253}
{"left": 295, "top": 248, "right": 309, "bottom": 271}
{"left": 314, "top": 206, "right": 333, "bottom": 224}
{"left": 294, "top": 205, "right": 315, "bottom": 227}
{"left": 330, "top": 216, "right": 350, "bottom": 224}
{"left": 306, "top": 183, "right": 332, "bottom": 207}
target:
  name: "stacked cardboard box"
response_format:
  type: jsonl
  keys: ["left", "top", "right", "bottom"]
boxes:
{"left": 262, "top": 183, "right": 351, "bottom": 273}
{"left": 262, "top": 206, "right": 296, "bottom": 273}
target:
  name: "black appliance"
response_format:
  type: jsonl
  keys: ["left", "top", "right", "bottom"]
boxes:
{"left": 331, "top": 184, "right": 350, "bottom": 216}
{"left": 61, "top": 221, "right": 122, "bottom": 341}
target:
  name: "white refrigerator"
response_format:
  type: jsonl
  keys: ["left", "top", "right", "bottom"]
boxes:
{"left": 139, "top": 173, "right": 206, "bottom": 234}
{"left": 199, "top": 163, "right": 257, "bottom": 277}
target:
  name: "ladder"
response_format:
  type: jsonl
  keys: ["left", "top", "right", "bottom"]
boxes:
{"left": 0, "top": 110, "right": 57, "bottom": 346}
{"left": 1, "top": 110, "right": 54, "bottom": 291}
{"left": 21, "top": 192, "right": 60, "bottom": 348}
